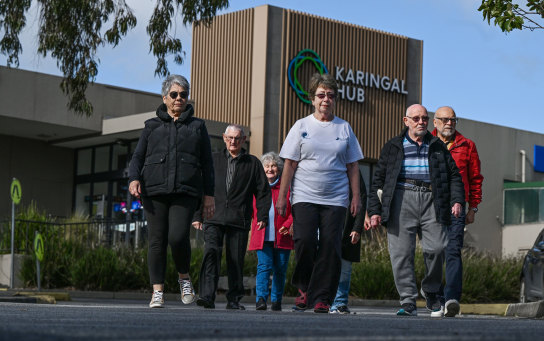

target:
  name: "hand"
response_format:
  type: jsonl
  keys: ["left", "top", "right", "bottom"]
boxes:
{"left": 276, "top": 196, "right": 287, "bottom": 217}
{"left": 192, "top": 221, "right": 203, "bottom": 230}
{"left": 364, "top": 212, "right": 372, "bottom": 231}
{"left": 466, "top": 209, "right": 476, "bottom": 225}
{"left": 278, "top": 226, "right": 290, "bottom": 235}
{"left": 350, "top": 196, "right": 362, "bottom": 217}
{"left": 451, "top": 203, "right": 462, "bottom": 218}
{"left": 129, "top": 180, "right": 141, "bottom": 198}
{"left": 370, "top": 214, "right": 381, "bottom": 229}
{"left": 202, "top": 195, "right": 215, "bottom": 220}
{"left": 350, "top": 231, "right": 360, "bottom": 244}
{"left": 257, "top": 221, "right": 267, "bottom": 230}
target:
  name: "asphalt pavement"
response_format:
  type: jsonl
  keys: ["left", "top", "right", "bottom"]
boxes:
{"left": 1, "top": 287, "right": 542, "bottom": 318}
{"left": 2, "top": 295, "right": 544, "bottom": 341}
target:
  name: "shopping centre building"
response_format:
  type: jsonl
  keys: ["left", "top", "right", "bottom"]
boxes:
{"left": 1, "top": 5, "right": 544, "bottom": 256}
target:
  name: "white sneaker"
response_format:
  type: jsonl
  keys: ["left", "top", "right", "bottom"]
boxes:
{"left": 444, "top": 299, "right": 460, "bottom": 317}
{"left": 430, "top": 305, "right": 444, "bottom": 318}
{"left": 149, "top": 290, "right": 164, "bottom": 308}
{"left": 179, "top": 278, "right": 195, "bottom": 304}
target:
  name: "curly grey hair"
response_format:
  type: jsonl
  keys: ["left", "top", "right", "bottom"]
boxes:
{"left": 161, "top": 75, "right": 190, "bottom": 97}
{"left": 260, "top": 152, "right": 283, "bottom": 172}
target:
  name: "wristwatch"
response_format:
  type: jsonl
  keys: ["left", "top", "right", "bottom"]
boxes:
{"left": 470, "top": 207, "right": 478, "bottom": 213}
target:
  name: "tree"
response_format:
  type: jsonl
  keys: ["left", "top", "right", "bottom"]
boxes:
{"left": 478, "top": 0, "right": 544, "bottom": 32}
{"left": 0, "top": 0, "right": 229, "bottom": 116}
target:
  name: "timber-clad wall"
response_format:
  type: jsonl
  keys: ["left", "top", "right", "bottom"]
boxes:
{"left": 191, "top": 9, "right": 254, "bottom": 127}
{"left": 279, "top": 10, "right": 409, "bottom": 161}
{"left": 191, "top": 6, "right": 420, "bottom": 160}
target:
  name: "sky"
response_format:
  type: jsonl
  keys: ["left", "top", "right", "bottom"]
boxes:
{"left": 8, "top": 0, "right": 544, "bottom": 134}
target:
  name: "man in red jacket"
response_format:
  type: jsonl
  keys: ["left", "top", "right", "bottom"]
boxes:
{"left": 432, "top": 106, "right": 484, "bottom": 317}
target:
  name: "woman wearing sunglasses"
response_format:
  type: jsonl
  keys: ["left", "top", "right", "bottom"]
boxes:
{"left": 128, "top": 74, "right": 215, "bottom": 308}
{"left": 276, "top": 73, "right": 364, "bottom": 313}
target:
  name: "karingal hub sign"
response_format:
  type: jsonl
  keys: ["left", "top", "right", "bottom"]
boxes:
{"left": 288, "top": 49, "right": 408, "bottom": 104}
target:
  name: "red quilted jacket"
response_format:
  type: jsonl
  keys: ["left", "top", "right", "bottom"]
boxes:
{"left": 248, "top": 179, "right": 294, "bottom": 250}
{"left": 432, "top": 129, "right": 483, "bottom": 208}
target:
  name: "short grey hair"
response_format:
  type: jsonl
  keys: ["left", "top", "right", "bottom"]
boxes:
{"left": 260, "top": 152, "right": 283, "bottom": 172}
{"left": 224, "top": 124, "right": 246, "bottom": 137}
{"left": 161, "top": 75, "right": 190, "bottom": 97}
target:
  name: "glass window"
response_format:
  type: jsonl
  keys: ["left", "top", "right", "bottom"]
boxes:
{"left": 77, "top": 149, "right": 92, "bottom": 175}
{"left": 112, "top": 144, "right": 129, "bottom": 171}
{"left": 504, "top": 188, "right": 542, "bottom": 225}
{"left": 75, "top": 183, "right": 91, "bottom": 217}
{"left": 93, "top": 182, "right": 108, "bottom": 218}
{"left": 95, "top": 146, "right": 110, "bottom": 173}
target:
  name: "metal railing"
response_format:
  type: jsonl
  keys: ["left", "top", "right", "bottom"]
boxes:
{"left": 0, "top": 218, "right": 148, "bottom": 254}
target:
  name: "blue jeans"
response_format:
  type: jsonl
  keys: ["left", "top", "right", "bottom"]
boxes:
{"left": 331, "top": 258, "right": 352, "bottom": 310}
{"left": 442, "top": 206, "right": 466, "bottom": 302}
{"left": 256, "top": 242, "right": 291, "bottom": 303}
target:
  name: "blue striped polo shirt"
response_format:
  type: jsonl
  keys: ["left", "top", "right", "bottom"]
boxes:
{"left": 398, "top": 133, "right": 431, "bottom": 184}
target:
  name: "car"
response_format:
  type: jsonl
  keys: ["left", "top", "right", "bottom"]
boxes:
{"left": 519, "top": 228, "right": 544, "bottom": 303}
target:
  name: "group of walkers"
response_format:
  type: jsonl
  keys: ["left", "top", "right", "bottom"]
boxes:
{"left": 128, "top": 73, "right": 483, "bottom": 317}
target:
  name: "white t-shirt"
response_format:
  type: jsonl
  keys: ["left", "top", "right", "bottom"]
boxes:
{"left": 279, "top": 114, "right": 364, "bottom": 207}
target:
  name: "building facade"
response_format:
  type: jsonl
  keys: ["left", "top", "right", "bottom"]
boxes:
{"left": 2, "top": 5, "right": 544, "bottom": 256}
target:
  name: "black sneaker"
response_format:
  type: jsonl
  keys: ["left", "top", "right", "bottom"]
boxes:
{"left": 420, "top": 288, "right": 441, "bottom": 312}
{"left": 396, "top": 303, "right": 417, "bottom": 316}
{"left": 271, "top": 301, "right": 282, "bottom": 311}
{"left": 196, "top": 297, "right": 215, "bottom": 309}
{"left": 256, "top": 297, "right": 267, "bottom": 311}
{"left": 337, "top": 305, "right": 351, "bottom": 314}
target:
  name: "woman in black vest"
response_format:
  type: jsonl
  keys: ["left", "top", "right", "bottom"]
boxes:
{"left": 128, "top": 75, "right": 215, "bottom": 308}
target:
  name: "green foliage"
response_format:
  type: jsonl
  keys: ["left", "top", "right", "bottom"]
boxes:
{"left": 478, "top": 0, "right": 544, "bottom": 32}
{"left": 11, "top": 209, "right": 522, "bottom": 303}
{"left": 462, "top": 249, "right": 522, "bottom": 303}
{"left": 0, "top": 0, "right": 229, "bottom": 116}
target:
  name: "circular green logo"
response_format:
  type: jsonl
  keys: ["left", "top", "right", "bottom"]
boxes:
{"left": 287, "top": 49, "right": 329, "bottom": 104}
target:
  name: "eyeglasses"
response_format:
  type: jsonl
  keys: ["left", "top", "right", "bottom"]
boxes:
{"left": 225, "top": 136, "right": 242, "bottom": 142}
{"left": 406, "top": 116, "right": 429, "bottom": 123}
{"left": 315, "top": 92, "right": 337, "bottom": 100}
{"left": 169, "top": 91, "right": 188, "bottom": 99}
{"left": 435, "top": 117, "right": 458, "bottom": 124}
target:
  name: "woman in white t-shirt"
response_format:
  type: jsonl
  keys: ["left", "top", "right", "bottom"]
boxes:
{"left": 276, "top": 73, "right": 364, "bottom": 313}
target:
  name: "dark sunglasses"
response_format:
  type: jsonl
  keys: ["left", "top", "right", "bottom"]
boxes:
{"left": 169, "top": 91, "right": 188, "bottom": 99}
{"left": 315, "top": 93, "right": 337, "bottom": 100}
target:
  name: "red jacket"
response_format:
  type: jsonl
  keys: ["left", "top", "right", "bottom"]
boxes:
{"left": 248, "top": 179, "right": 294, "bottom": 250}
{"left": 432, "top": 129, "right": 483, "bottom": 208}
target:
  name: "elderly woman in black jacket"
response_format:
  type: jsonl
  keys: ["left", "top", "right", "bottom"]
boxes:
{"left": 128, "top": 75, "right": 215, "bottom": 308}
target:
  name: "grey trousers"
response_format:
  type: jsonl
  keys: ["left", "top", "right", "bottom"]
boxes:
{"left": 387, "top": 187, "right": 447, "bottom": 305}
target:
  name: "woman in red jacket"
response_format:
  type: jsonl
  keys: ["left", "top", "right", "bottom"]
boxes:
{"left": 249, "top": 152, "right": 294, "bottom": 311}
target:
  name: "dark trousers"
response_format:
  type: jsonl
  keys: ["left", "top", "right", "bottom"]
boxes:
{"left": 142, "top": 194, "right": 199, "bottom": 285}
{"left": 198, "top": 223, "right": 249, "bottom": 303}
{"left": 442, "top": 206, "right": 466, "bottom": 302}
{"left": 291, "top": 202, "right": 346, "bottom": 307}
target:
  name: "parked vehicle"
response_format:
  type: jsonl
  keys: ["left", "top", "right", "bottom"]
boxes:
{"left": 519, "top": 228, "right": 544, "bottom": 303}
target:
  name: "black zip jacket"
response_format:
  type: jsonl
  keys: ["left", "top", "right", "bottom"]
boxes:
{"left": 128, "top": 103, "right": 214, "bottom": 198}
{"left": 341, "top": 171, "right": 367, "bottom": 263}
{"left": 193, "top": 149, "right": 271, "bottom": 230}
{"left": 368, "top": 128, "right": 464, "bottom": 226}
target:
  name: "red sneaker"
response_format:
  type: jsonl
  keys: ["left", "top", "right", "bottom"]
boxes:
{"left": 295, "top": 289, "right": 307, "bottom": 309}
{"left": 314, "top": 302, "right": 330, "bottom": 313}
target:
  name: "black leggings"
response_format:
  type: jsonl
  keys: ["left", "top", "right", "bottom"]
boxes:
{"left": 142, "top": 194, "right": 199, "bottom": 285}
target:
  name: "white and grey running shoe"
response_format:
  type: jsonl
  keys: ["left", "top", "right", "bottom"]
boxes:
{"left": 149, "top": 290, "right": 164, "bottom": 308}
{"left": 445, "top": 299, "right": 460, "bottom": 317}
{"left": 179, "top": 278, "right": 195, "bottom": 304}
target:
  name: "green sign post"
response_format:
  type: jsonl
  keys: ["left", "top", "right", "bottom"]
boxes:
{"left": 10, "top": 178, "right": 21, "bottom": 289}
{"left": 34, "top": 232, "right": 44, "bottom": 291}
